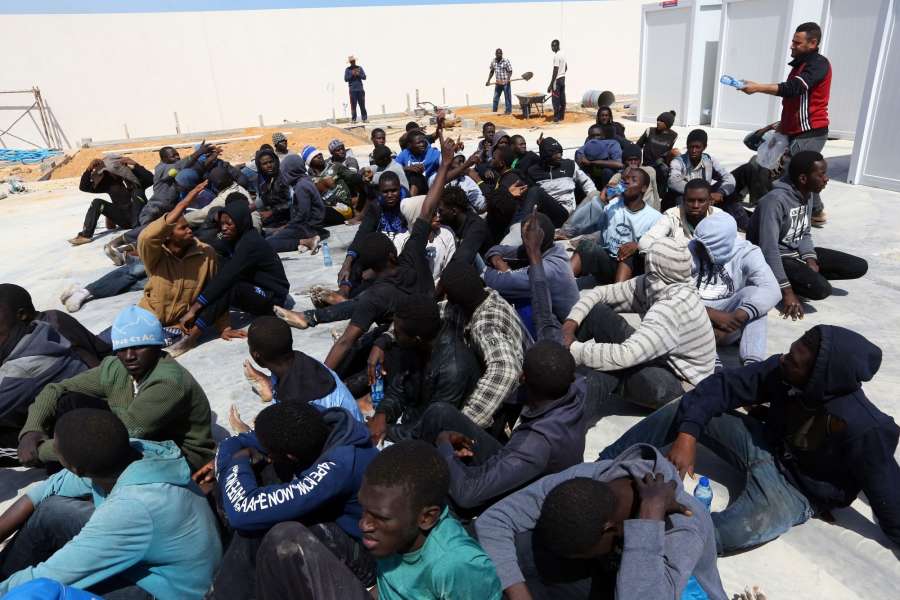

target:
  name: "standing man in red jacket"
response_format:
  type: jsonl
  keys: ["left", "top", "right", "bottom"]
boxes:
{"left": 739, "top": 22, "right": 831, "bottom": 227}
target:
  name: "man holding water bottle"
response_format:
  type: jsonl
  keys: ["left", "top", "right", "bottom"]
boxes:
{"left": 735, "top": 22, "right": 831, "bottom": 227}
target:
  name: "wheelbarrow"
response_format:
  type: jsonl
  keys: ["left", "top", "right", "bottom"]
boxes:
{"left": 516, "top": 92, "right": 548, "bottom": 119}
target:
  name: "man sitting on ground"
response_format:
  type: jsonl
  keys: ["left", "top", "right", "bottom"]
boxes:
{"left": 527, "top": 137, "right": 596, "bottom": 215}
{"left": 241, "top": 316, "right": 363, "bottom": 420}
{"left": 569, "top": 168, "right": 661, "bottom": 287}
{"left": 266, "top": 154, "right": 328, "bottom": 253}
{"left": 438, "top": 186, "right": 491, "bottom": 266}
{"left": 598, "top": 325, "right": 900, "bottom": 553}
{"left": 172, "top": 195, "right": 290, "bottom": 355}
{"left": 690, "top": 212, "right": 780, "bottom": 369}
{"left": 251, "top": 440, "right": 502, "bottom": 600}
{"left": 253, "top": 147, "right": 293, "bottom": 228}
{"left": 575, "top": 123, "right": 624, "bottom": 189}
{"left": 368, "top": 144, "right": 410, "bottom": 192}
{"left": 70, "top": 156, "right": 153, "bottom": 246}
{"left": 429, "top": 153, "right": 485, "bottom": 213}
{"left": 562, "top": 237, "right": 716, "bottom": 410}
{"left": 2, "top": 284, "right": 110, "bottom": 368}
{"left": 142, "top": 143, "right": 210, "bottom": 225}
{"left": 484, "top": 212, "right": 579, "bottom": 325}
{"left": 0, "top": 293, "right": 87, "bottom": 455}
{"left": 667, "top": 129, "right": 740, "bottom": 225}
{"left": 206, "top": 402, "right": 378, "bottom": 598}
{"left": 17, "top": 305, "right": 215, "bottom": 472}
{"left": 439, "top": 261, "right": 525, "bottom": 432}
{"left": 747, "top": 151, "right": 867, "bottom": 320}
{"left": 395, "top": 130, "right": 442, "bottom": 194}
{"left": 302, "top": 145, "right": 356, "bottom": 222}
{"left": 475, "top": 444, "right": 727, "bottom": 600}
{"left": 0, "top": 409, "right": 222, "bottom": 598}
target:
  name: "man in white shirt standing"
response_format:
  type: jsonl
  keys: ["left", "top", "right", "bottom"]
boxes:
{"left": 547, "top": 39, "right": 567, "bottom": 122}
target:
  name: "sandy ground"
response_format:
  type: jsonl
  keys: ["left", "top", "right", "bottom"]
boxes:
{"left": 1, "top": 119, "right": 898, "bottom": 598}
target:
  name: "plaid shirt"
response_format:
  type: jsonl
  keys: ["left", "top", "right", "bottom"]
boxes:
{"left": 490, "top": 58, "right": 513, "bottom": 85}
{"left": 443, "top": 290, "right": 524, "bottom": 428}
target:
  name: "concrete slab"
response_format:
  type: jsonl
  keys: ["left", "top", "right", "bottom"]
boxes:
{"left": 1, "top": 120, "right": 898, "bottom": 598}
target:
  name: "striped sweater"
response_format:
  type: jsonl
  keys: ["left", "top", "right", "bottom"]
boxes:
{"left": 567, "top": 237, "right": 716, "bottom": 386}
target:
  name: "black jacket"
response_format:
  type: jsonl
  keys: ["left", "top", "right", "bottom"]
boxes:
{"left": 79, "top": 164, "right": 153, "bottom": 208}
{"left": 676, "top": 325, "right": 900, "bottom": 546}
{"left": 197, "top": 201, "right": 290, "bottom": 306}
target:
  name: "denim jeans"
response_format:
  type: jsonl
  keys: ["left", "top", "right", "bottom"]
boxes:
{"left": 493, "top": 82, "right": 512, "bottom": 114}
{"left": 400, "top": 402, "right": 504, "bottom": 458}
{"left": 85, "top": 261, "right": 147, "bottom": 298}
{"left": 349, "top": 90, "right": 368, "bottom": 122}
{"left": 576, "top": 304, "right": 684, "bottom": 409}
{"left": 598, "top": 400, "right": 813, "bottom": 554}
{"left": 0, "top": 497, "right": 153, "bottom": 599}
{"left": 704, "top": 288, "right": 768, "bottom": 365}
{"left": 562, "top": 192, "right": 605, "bottom": 237}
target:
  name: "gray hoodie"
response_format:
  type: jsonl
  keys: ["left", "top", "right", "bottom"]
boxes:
{"left": 474, "top": 444, "right": 727, "bottom": 600}
{"left": 746, "top": 178, "right": 816, "bottom": 288}
{"left": 690, "top": 212, "right": 781, "bottom": 321}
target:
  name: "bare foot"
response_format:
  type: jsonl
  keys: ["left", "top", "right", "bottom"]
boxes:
{"left": 309, "top": 286, "right": 347, "bottom": 308}
{"left": 167, "top": 328, "right": 200, "bottom": 357}
{"left": 273, "top": 306, "right": 309, "bottom": 329}
{"left": 243, "top": 360, "right": 273, "bottom": 402}
{"left": 229, "top": 404, "right": 252, "bottom": 434}
{"left": 297, "top": 235, "right": 321, "bottom": 254}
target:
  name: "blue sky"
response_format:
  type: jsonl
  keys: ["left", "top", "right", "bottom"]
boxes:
{"left": 0, "top": 0, "right": 581, "bottom": 14}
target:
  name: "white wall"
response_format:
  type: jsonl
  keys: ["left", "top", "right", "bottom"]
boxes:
{"left": 638, "top": 2, "right": 692, "bottom": 124}
{"left": 821, "top": 0, "right": 883, "bottom": 139}
{"left": 1, "top": 0, "right": 645, "bottom": 147}
{"left": 850, "top": 0, "right": 900, "bottom": 191}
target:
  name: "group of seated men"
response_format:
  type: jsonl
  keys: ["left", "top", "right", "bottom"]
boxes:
{"left": 0, "top": 108, "right": 894, "bottom": 600}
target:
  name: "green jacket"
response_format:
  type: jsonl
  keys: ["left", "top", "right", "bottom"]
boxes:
{"left": 21, "top": 355, "right": 215, "bottom": 471}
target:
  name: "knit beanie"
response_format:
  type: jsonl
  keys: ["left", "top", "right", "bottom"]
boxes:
{"left": 686, "top": 129, "right": 708, "bottom": 146}
{"left": 539, "top": 137, "right": 564, "bottom": 161}
{"left": 111, "top": 305, "right": 164, "bottom": 351}
{"left": 301, "top": 145, "right": 323, "bottom": 164}
{"left": 621, "top": 143, "right": 641, "bottom": 162}
{"left": 328, "top": 139, "right": 345, "bottom": 153}
{"left": 272, "top": 132, "right": 287, "bottom": 145}
{"left": 656, "top": 111, "right": 676, "bottom": 128}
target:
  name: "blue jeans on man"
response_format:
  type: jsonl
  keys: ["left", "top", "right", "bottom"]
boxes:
{"left": 493, "top": 82, "right": 512, "bottom": 114}
{"left": 598, "top": 400, "right": 814, "bottom": 554}
{"left": 350, "top": 91, "right": 367, "bottom": 123}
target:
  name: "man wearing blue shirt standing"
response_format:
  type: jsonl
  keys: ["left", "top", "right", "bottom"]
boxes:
{"left": 345, "top": 56, "right": 368, "bottom": 124}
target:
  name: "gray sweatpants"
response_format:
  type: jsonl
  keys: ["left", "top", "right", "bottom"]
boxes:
{"left": 705, "top": 287, "right": 768, "bottom": 365}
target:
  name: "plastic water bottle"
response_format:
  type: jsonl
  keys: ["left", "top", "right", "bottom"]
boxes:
{"left": 321, "top": 241, "right": 333, "bottom": 267}
{"left": 720, "top": 75, "right": 745, "bottom": 89}
{"left": 606, "top": 181, "right": 626, "bottom": 198}
{"left": 370, "top": 362, "right": 384, "bottom": 407}
{"left": 693, "top": 476, "right": 713, "bottom": 511}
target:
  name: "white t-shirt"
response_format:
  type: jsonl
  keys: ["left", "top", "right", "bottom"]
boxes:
{"left": 552, "top": 50, "right": 567, "bottom": 79}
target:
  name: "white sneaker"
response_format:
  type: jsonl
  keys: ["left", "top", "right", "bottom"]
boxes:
{"left": 65, "top": 288, "right": 92, "bottom": 313}
{"left": 59, "top": 283, "right": 81, "bottom": 306}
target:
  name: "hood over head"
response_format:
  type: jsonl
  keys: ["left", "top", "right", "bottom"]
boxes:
{"left": 254, "top": 148, "right": 280, "bottom": 175}
{"left": 644, "top": 237, "right": 692, "bottom": 300}
{"left": 803, "top": 325, "right": 882, "bottom": 405}
{"left": 222, "top": 195, "right": 254, "bottom": 237}
{"left": 491, "top": 130, "right": 510, "bottom": 153}
{"left": 692, "top": 212, "right": 738, "bottom": 266}
{"left": 320, "top": 406, "right": 373, "bottom": 452}
{"left": 279, "top": 154, "right": 308, "bottom": 186}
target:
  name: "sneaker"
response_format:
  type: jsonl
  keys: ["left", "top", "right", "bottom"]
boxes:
{"left": 811, "top": 211, "right": 827, "bottom": 228}
{"left": 64, "top": 288, "right": 92, "bottom": 313}
{"left": 68, "top": 235, "right": 92, "bottom": 246}
{"left": 59, "top": 282, "right": 81, "bottom": 306}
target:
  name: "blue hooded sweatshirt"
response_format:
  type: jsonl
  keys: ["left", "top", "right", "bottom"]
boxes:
{"left": 1, "top": 440, "right": 222, "bottom": 599}
{"left": 676, "top": 325, "right": 900, "bottom": 546}
{"left": 215, "top": 406, "right": 378, "bottom": 538}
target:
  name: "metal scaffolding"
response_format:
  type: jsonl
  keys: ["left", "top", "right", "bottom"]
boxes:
{"left": 0, "top": 87, "right": 69, "bottom": 150}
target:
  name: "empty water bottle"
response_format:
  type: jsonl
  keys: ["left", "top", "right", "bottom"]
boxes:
{"left": 693, "top": 476, "right": 713, "bottom": 510}
{"left": 371, "top": 362, "right": 384, "bottom": 407}
{"left": 720, "top": 75, "right": 745, "bottom": 89}
{"left": 321, "top": 241, "right": 333, "bottom": 267}
{"left": 606, "top": 181, "right": 626, "bottom": 198}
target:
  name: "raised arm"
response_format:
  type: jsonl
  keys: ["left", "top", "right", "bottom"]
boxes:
{"left": 417, "top": 120, "right": 456, "bottom": 222}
